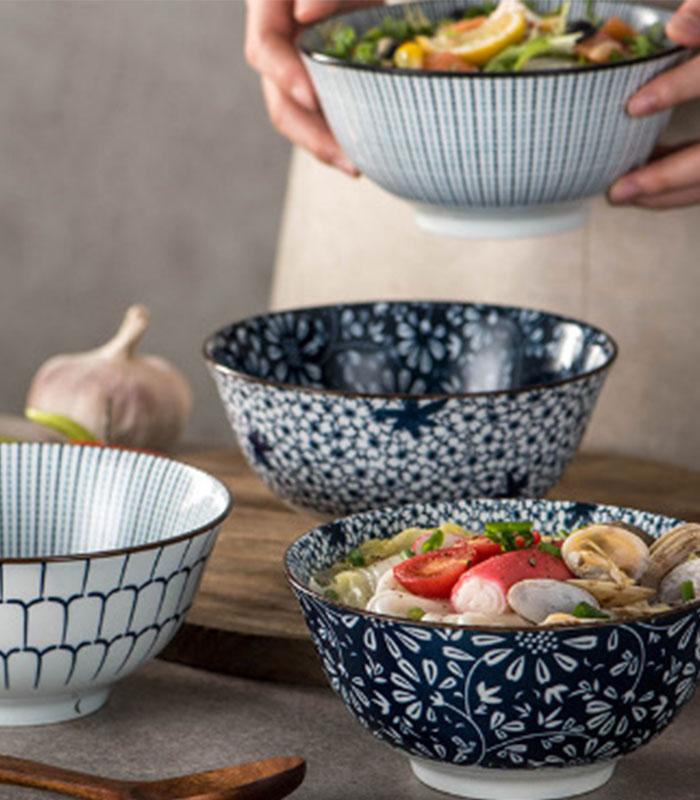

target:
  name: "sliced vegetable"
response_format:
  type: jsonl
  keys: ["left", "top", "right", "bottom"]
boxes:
{"left": 601, "top": 16, "right": 637, "bottom": 44}
{"left": 394, "top": 544, "right": 477, "bottom": 599}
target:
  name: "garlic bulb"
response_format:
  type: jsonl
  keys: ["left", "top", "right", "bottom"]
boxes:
{"left": 26, "top": 305, "right": 192, "bottom": 451}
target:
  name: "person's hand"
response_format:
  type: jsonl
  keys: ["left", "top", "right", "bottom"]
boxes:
{"left": 609, "top": 0, "right": 700, "bottom": 208}
{"left": 245, "top": 0, "right": 377, "bottom": 176}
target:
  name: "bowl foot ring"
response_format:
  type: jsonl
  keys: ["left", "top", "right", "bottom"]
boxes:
{"left": 0, "top": 687, "right": 110, "bottom": 726}
{"left": 410, "top": 758, "right": 616, "bottom": 799}
{"left": 413, "top": 200, "right": 591, "bottom": 239}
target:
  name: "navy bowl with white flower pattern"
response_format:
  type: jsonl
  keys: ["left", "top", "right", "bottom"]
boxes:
{"left": 285, "top": 499, "right": 700, "bottom": 776}
{"left": 204, "top": 301, "right": 616, "bottom": 516}
{"left": 298, "top": 1, "right": 687, "bottom": 215}
{"left": 0, "top": 443, "right": 232, "bottom": 726}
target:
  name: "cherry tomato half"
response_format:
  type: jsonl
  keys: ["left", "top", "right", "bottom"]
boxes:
{"left": 394, "top": 544, "right": 477, "bottom": 599}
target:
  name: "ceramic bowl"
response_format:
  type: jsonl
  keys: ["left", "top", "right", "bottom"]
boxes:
{"left": 298, "top": 0, "right": 687, "bottom": 238}
{"left": 286, "top": 498, "right": 700, "bottom": 800}
{"left": 0, "top": 442, "right": 232, "bottom": 726}
{"left": 204, "top": 301, "right": 616, "bottom": 517}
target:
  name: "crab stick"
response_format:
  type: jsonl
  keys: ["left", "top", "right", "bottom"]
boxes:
{"left": 450, "top": 549, "right": 574, "bottom": 616}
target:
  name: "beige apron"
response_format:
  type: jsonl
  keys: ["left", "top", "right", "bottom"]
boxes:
{"left": 271, "top": 99, "right": 700, "bottom": 468}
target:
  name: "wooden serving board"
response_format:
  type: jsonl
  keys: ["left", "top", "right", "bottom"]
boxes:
{"left": 160, "top": 448, "right": 700, "bottom": 686}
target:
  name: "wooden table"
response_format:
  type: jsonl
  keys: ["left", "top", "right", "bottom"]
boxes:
{"left": 161, "top": 448, "right": 700, "bottom": 686}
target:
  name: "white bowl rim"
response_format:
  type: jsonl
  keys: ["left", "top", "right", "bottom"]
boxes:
{"left": 0, "top": 442, "right": 233, "bottom": 564}
{"left": 203, "top": 298, "right": 618, "bottom": 400}
{"left": 297, "top": 0, "right": 685, "bottom": 78}
{"left": 284, "top": 496, "right": 700, "bottom": 633}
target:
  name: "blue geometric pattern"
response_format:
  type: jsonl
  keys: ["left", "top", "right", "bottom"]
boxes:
{"left": 298, "top": 0, "right": 687, "bottom": 209}
{"left": 0, "top": 443, "right": 231, "bottom": 707}
{"left": 205, "top": 302, "right": 616, "bottom": 515}
{"left": 285, "top": 499, "right": 700, "bottom": 769}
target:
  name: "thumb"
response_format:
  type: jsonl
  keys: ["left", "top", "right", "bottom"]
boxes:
{"left": 294, "top": 1, "right": 344, "bottom": 24}
{"left": 667, "top": 0, "right": 700, "bottom": 46}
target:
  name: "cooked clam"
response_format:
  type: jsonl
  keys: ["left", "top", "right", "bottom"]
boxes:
{"left": 643, "top": 523, "right": 700, "bottom": 589}
{"left": 611, "top": 601, "right": 672, "bottom": 619}
{"left": 561, "top": 524, "right": 649, "bottom": 585}
{"left": 658, "top": 559, "right": 700, "bottom": 605}
{"left": 507, "top": 579, "right": 600, "bottom": 624}
{"left": 567, "top": 579, "right": 655, "bottom": 607}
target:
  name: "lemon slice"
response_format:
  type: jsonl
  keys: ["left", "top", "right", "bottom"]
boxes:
{"left": 446, "top": 10, "right": 527, "bottom": 66}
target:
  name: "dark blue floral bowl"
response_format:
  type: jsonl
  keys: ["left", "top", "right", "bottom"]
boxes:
{"left": 285, "top": 499, "right": 700, "bottom": 799}
{"left": 204, "top": 301, "right": 616, "bottom": 516}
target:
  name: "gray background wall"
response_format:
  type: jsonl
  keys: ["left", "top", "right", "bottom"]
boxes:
{"left": 0, "top": 0, "right": 290, "bottom": 446}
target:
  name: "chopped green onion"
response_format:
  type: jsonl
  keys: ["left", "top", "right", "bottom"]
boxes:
{"left": 681, "top": 580, "right": 696, "bottom": 603}
{"left": 421, "top": 529, "right": 445, "bottom": 553}
{"left": 402, "top": 548, "right": 414, "bottom": 560}
{"left": 324, "top": 589, "right": 340, "bottom": 601}
{"left": 572, "top": 602, "right": 610, "bottom": 620}
{"left": 348, "top": 547, "right": 366, "bottom": 568}
{"left": 539, "top": 542, "right": 563, "bottom": 557}
{"left": 407, "top": 606, "right": 425, "bottom": 620}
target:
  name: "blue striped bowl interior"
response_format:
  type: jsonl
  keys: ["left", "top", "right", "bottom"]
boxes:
{"left": 0, "top": 443, "right": 231, "bottom": 558}
{"left": 299, "top": 0, "right": 687, "bottom": 208}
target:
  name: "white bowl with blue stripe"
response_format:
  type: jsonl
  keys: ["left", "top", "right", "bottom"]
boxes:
{"left": 298, "top": 0, "right": 688, "bottom": 238}
{"left": 0, "top": 443, "right": 232, "bottom": 726}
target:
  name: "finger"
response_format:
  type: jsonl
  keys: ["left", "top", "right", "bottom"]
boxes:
{"left": 261, "top": 77, "right": 359, "bottom": 176}
{"left": 632, "top": 184, "right": 700, "bottom": 209}
{"left": 294, "top": 0, "right": 381, "bottom": 24}
{"left": 627, "top": 53, "right": 700, "bottom": 116}
{"left": 608, "top": 141, "right": 700, "bottom": 203}
{"left": 245, "top": 0, "right": 318, "bottom": 111}
{"left": 667, "top": 0, "right": 700, "bottom": 47}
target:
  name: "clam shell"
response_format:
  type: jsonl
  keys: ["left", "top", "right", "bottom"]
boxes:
{"left": 643, "top": 523, "right": 700, "bottom": 589}
{"left": 567, "top": 579, "right": 655, "bottom": 607}
{"left": 658, "top": 559, "right": 700, "bottom": 605}
{"left": 610, "top": 601, "right": 672, "bottom": 619}
{"left": 561, "top": 524, "right": 649, "bottom": 584}
{"left": 507, "top": 579, "right": 599, "bottom": 624}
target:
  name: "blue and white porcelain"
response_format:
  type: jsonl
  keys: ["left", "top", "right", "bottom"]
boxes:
{"left": 204, "top": 301, "right": 616, "bottom": 517}
{"left": 285, "top": 498, "right": 700, "bottom": 799}
{"left": 0, "top": 443, "right": 232, "bottom": 726}
{"left": 298, "top": 0, "right": 688, "bottom": 238}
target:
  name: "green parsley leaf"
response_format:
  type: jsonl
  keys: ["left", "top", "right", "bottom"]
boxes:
{"left": 485, "top": 521, "right": 534, "bottom": 551}
{"left": 324, "top": 589, "right": 340, "bottom": 601}
{"left": 572, "top": 602, "right": 610, "bottom": 620}
{"left": 421, "top": 529, "right": 445, "bottom": 553}
{"left": 407, "top": 606, "right": 425, "bottom": 620}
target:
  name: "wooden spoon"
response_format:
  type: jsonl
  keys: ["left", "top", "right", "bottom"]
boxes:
{"left": 0, "top": 754, "right": 306, "bottom": 800}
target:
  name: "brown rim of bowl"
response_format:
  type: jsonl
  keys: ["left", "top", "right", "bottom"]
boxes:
{"left": 202, "top": 299, "right": 619, "bottom": 401}
{"left": 283, "top": 534, "right": 700, "bottom": 635}
{"left": 0, "top": 442, "right": 233, "bottom": 564}
{"left": 296, "top": 1, "right": 686, "bottom": 79}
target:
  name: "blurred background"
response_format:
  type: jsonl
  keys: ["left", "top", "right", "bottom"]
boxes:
{"left": 0, "top": 0, "right": 290, "bottom": 445}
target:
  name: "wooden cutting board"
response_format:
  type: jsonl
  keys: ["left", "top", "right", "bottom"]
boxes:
{"left": 160, "top": 448, "right": 700, "bottom": 686}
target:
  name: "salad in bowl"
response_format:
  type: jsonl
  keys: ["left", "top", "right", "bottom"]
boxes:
{"left": 322, "top": 0, "right": 672, "bottom": 73}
